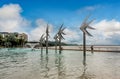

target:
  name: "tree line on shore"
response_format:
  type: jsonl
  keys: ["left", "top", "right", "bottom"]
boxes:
{"left": 0, "top": 33, "right": 26, "bottom": 47}
{"left": 0, "top": 33, "right": 69, "bottom": 48}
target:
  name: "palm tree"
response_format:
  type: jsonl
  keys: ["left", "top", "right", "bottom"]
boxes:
{"left": 39, "top": 34, "right": 45, "bottom": 54}
{"left": 80, "top": 15, "right": 95, "bottom": 61}
{"left": 54, "top": 24, "right": 66, "bottom": 54}
{"left": 45, "top": 24, "right": 50, "bottom": 54}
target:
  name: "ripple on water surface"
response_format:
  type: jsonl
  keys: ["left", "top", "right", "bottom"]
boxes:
{"left": 0, "top": 48, "right": 120, "bottom": 79}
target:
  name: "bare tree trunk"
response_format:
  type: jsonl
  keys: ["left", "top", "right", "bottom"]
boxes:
{"left": 41, "top": 44, "right": 43, "bottom": 55}
{"left": 83, "top": 32, "right": 86, "bottom": 65}
{"left": 55, "top": 40, "right": 57, "bottom": 53}
{"left": 59, "top": 38, "right": 61, "bottom": 54}
{"left": 46, "top": 35, "right": 48, "bottom": 54}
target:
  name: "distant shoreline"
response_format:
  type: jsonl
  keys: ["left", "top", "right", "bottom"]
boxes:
{"left": 48, "top": 46, "right": 120, "bottom": 52}
{"left": 1, "top": 45, "right": 120, "bottom": 52}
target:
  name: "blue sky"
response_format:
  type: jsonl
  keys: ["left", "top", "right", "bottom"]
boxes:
{"left": 0, "top": 0, "right": 120, "bottom": 45}
{"left": 1, "top": 0, "right": 120, "bottom": 22}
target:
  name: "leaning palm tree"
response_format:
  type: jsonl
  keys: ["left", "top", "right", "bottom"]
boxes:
{"left": 54, "top": 24, "right": 66, "bottom": 53}
{"left": 39, "top": 34, "right": 45, "bottom": 54}
{"left": 45, "top": 24, "right": 50, "bottom": 54}
{"left": 80, "top": 15, "right": 95, "bottom": 62}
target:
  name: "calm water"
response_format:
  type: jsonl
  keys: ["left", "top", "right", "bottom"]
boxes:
{"left": 0, "top": 48, "right": 120, "bottom": 79}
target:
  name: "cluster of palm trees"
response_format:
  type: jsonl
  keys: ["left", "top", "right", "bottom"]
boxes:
{"left": 39, "top": 24, "right": 66, "bottom": 54}
{"left": 39, "top": 15, "right": 95, "bottom": 55}
{"left": 0, "top": 33, "right": 27, "bottom": 47}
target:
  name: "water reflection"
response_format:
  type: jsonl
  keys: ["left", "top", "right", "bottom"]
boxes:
{"left": 40, "top": 52, "right": 44, "bottom": 68}
{"left": 83, "top": 54, "right": 86, "bottom": 66}
{"left": 79, "top": 63, "right": 87, "bottom": 79}
{"left": 39, "top": 51, "right": 66, "bottom": 79}
{"left": 41, "top": 46, "right": 43, "bottom": 54}
{"left": 79, "top": 56, "right": 95, "bottom": 79}
{"left": 55, "top": 53, "right": 66, "bottom": 79}
{"left": 0, "top": 49, "right": 120, "bottom": 79}
{"left": 55, "top": 46, "right": 57, "bottom": 53}
{"left": 39, "top": 53, "right": 50, "bottom": 78}
{"left": 44, "top": 55, "right": 50, "bottom": 78}
{"left": 80, "top": 58, "right": 89, "bottom": 79}
{"left": 59, "top": 49, "right": 63, "bottom": 54}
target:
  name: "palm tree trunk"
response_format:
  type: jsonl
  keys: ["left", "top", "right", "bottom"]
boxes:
{"left": 83, "top": 32, "right": 86, "bottom": 65}
{"left": 46, "top": 35, "right": 48, "bottom": 54}
{"left": 59, "top": 38, "right": 61, "bottom": 54}
{"left": 41, "top": 44, "right": 43, "bottom": 55}
{"left": 55, "top": 40, "right": 57, "bottom": 53}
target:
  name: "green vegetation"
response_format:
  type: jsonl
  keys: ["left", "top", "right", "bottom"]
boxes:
{"left": 0, "top": 33, "right": 27, "bottom": 48}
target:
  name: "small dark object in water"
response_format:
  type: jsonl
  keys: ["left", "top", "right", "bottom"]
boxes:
{"left": 31, "top": 48, "right": 35, "bottom": 51}
{"left": 91, "top": 45, "right": 94, "bottom": 53}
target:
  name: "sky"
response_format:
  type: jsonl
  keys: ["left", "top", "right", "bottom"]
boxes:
{"left": 0, "top": 0, "right": 120, "bottom": 45}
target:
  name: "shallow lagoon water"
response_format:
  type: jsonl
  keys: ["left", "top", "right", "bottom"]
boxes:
{"left": 0, "top": 48, "right": 120, "bottom": 79}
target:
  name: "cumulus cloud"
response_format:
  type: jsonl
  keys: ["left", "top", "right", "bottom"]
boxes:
{"left": 94, "top": 19, "right": 120, "bottom": 35}
{"left": 63, "top": 28, "right": 81, "bottom": 44}
{"left": 0, "top": 4, "right": 30, "bottom": 32}
{"left": 0, "top": 3, "right": 81, "bottom": 43}
{"left": 1, "top": 4, "right": 120, "bottom": 45}
{"left": 76, "top": 5, "right": 98, "bottom": 14}
{"left": 91, "top": 19, "right": 120, "bottom": 45}
{"left": 29, "top": 19, "right": 53, "bottom": 41}
{"left": 29, "top": 19, "right": 120, "bottom": 45}
{"left": 84, "top": 6, "right": 95, "bottom": 11}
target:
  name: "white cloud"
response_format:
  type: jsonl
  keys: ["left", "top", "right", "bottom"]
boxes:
{"left": 63, "top": 28, "right": 81, "bottom": 44}
{"left": 29, "top": 19, "right": 53, "bottom": 41}
{"left": 0, "top": 3, "right": 81, "bottom": 43}
{"left": 94, "top": 19, "right": 120, "bottom": 35}
{"left": 91, "top": 19, "right": 120, "bottom": 45}
{"left": 0, "top": 4, "right": 30, "bottom": 32}
{"left": 84, "top": 6, "right": 95, "bottom": 11}
{"left": 76, "top": 5, "right": 98, "bottom": 14}
{"left": 1, "top": 4, "right": 120, "bottom": 45}
{"left": 0, "top": 4, "right": 21, "bottom": 19}
{"left": 29, "top": 19, "right": 120, "bottom": 45}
